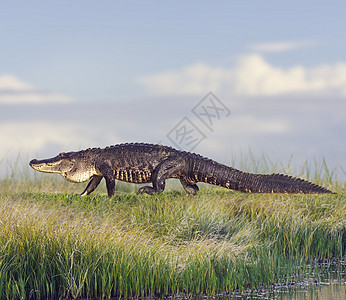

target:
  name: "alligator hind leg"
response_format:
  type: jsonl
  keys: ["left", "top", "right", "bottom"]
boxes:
{"left": 180, "top": 178, "right": 199, "bottom": 195}
{"left": 137, "top": 157, "right": 184, "bottom": 195}
{"left": 81, "top": 175, "right": 103, "bottom": 196}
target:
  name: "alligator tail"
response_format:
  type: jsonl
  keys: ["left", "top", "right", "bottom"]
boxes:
{"left": 191, "top": 158, "right": 335, "bottom": 194}
{"left": 225, "top": 171, "right": 334, "bottom": 194}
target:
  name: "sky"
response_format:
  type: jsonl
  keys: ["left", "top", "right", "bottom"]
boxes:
{"left": 1, "top": 1, "right": 345, "bottom": 180}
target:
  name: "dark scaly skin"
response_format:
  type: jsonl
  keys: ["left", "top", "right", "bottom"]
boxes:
{"left": 29, "top": 143, "right": 335, "bottom": 197}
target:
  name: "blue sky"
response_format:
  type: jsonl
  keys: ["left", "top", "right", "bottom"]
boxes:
{"left": 2, "top": 1, "right": 346, "bottom": 99}
{"left": 1, "top": 1, "right": 346, "bottom": 180}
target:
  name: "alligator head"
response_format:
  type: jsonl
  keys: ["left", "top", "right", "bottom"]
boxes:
{"left": 29, "top": 151, "right": 97, "bottom": 183}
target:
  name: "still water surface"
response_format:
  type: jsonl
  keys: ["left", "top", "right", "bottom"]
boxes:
{"left": 280, "top": 282, "right": 345, "bottom": 300}
{"left": 190, "top": 282, "right": 345, "bottom": 299}
{"left": 191, "top": 260, "right": 345, "bottom": 300}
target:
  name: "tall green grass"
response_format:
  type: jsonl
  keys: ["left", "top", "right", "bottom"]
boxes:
{"left": 0, "top": 157, "right": 345, "bottom": 298}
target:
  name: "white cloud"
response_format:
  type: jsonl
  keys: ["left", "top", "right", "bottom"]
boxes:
{"left": 250, "top": 41, "right": 313, "bottom": 52}
{"left": 139, "top": 54, "right": 346, "bottom": 97}
{"left": 139, "top": 63, "right": 231, "bottom": 96}
{"left": 139, "top": 63, "right": 232, "bottom": 96}
{"left": 0, "top": 75, "right": 72, "bottom": 104}
{"left": 0, "top": 121, "right": 91, "bottom": 160}
{"left": 0, "top": 75, "right": 32, "bottom": 90}
{"left": 0, "top": 118, "right": 125, "bottom": 166}
{"left": 230, "top": 115, "right": 289, "bottom": 134}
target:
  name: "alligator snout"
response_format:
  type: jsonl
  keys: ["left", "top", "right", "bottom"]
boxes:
{"left": 29, "top": 159, "right": 39, "bottom": 166}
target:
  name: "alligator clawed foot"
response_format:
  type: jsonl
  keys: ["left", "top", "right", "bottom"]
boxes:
{"left": 137, "top": 186, "right": 157, "bottom": 195}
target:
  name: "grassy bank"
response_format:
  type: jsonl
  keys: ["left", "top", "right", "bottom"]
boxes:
{"left": 0, "top": 173, "right": 345, "bottom": 298}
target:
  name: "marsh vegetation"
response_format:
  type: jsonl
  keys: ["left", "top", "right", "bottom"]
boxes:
{"left": 0, "top": 157, "right": 344, "bottom": 298}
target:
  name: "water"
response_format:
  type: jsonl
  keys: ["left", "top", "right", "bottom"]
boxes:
{"left": 192, "top": 282, "right": 345, "bottom": 299}
{"left": 280, "top": 282, "right": 345, "bottom": 300}
{"left": 270, "top": 259, "right": 345, "bottom": 299}
{"left": 192, "top": 259, "right": 345, "bottom": 300}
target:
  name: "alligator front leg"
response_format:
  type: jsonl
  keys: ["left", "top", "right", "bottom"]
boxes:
{"left": 97, "top": 164, "right": 116, "bottom": 197}
{"left": 137, "top": 157, "right": 184, "bottom": 195}
{"left": 80, "top": 175, "right": 103, "bottom": 196}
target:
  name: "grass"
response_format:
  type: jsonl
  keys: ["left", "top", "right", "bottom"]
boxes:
{"left": 0, "top": 158, "right": 345, "bottom": 299}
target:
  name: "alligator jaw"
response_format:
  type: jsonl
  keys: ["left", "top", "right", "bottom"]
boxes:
{"left": 29, "top": 158, "right": 64, "bottom": 173}
{"left": 29, "top": 155, "right": 94, "bottom": 183}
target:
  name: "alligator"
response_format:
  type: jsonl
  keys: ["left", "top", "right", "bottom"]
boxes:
{"left": 29, "top": 143, "right": 334, "bottom": 197}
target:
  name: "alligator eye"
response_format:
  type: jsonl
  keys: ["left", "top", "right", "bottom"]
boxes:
{"left": 58, "top": 152, "right": 66, "bottom": 157}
